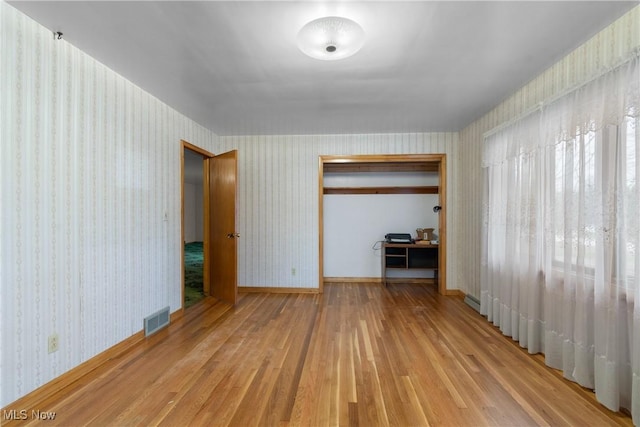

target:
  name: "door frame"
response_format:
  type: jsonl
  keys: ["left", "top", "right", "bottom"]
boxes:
{"left": 181, "top": 140, "right": 214, "bottom": 310}
{"left": 318, "top": 153, "right": 447, "bottom": 295}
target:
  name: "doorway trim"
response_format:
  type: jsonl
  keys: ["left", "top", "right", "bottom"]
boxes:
{"left": 318, "top": 153, "right": 447, "bottom": 295}
{"left": 181, "top": 140, "right": 214, "bottom": 310}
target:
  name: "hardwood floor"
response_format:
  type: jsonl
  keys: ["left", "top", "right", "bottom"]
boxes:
{"left": 4, "top": 283, "right": 633, "bottom": 426}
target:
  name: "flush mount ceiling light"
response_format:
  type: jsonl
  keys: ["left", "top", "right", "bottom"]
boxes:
{"left": 297, "top": 16, "right": 365, "bottom": 61}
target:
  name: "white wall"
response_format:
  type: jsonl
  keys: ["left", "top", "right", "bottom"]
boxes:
{"left": 0, "top": 3, "right": 217, "bottom": 406}
{"left": 183, "top": 183, "right": 203, "bottom": 243}
{"left": 217, "top": 133, "right": 459, "bottom": 289}
{"left": 194, "top": 184, "right": 203, "bottom": 241}
{"left": 323, "top": 172, "right": 440, "bottom": 278}
{"left": 457, "top": 5, "right": 640, "bottom": 299}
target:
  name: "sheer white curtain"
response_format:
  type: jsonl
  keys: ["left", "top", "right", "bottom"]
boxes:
{"left": 481, "top": 55, "right": 640, "bottom": 421}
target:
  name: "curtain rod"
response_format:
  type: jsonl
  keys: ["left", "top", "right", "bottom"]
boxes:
{"left": 483, "top": 47, "right": 640, "bottom": 140}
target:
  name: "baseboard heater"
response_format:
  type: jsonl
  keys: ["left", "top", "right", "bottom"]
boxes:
{"left": 464, "top": 294, "right": 481, "bottom": 313}
{"left": 144, "top": 306, "right": 170, "bottom": 337}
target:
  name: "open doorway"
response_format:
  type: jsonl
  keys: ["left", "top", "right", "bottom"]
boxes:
{"left": 183, "top": 147, "right": 206, "bottom": 308}
{"left": 318, "top": 154, "right": 447, "bottom": 294}
{"left": 181, "top": 140, "right": 239, "bottom": 310}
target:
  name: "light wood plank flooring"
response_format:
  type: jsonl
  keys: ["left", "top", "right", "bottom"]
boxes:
{"left": 4, "top": 283, "right": 633, "bottom": 426}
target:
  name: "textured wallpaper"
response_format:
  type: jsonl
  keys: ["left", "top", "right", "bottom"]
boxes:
{"left": 458, "top": 5, "right": 640, "bottom": 299}
{"left": 217, "top": 133, "right": 459, "bottom": 289}
{"left": 1, "top": 3, "right": 217, "bottom": 406}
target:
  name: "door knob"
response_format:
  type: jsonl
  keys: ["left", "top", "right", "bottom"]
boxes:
{"left": 226, "top": 233, "right": 241, "bottom": 238}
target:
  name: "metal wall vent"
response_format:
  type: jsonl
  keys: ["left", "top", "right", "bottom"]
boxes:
{"left": 464, "top": 295, "right": 481, "bottom": 313}
{"left": 144, "top": 306, "right": 170, "bottom": 337}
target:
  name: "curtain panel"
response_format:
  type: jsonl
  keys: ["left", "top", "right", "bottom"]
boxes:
{"left": 481, "top": 54, "right": 640, "bottom": 421}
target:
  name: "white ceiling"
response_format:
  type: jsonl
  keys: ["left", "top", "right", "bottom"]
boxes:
{"left": 9, "top": 1, "right": 638, "bottom": 136}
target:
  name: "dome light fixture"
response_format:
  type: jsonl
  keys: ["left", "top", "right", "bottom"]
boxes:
{"left": 297, "top": 16, "right": 365, "bottom": 61}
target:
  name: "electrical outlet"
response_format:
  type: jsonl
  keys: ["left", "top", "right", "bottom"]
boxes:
{"left": 291, "top": 268, "right": 296, "bottom": 276}
{"left": 48, "top": 333, "right": 59, "bottom": 353}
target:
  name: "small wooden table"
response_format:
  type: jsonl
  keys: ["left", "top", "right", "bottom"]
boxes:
{"left": 381, "top": 242, "right": 438, "bottom": 286}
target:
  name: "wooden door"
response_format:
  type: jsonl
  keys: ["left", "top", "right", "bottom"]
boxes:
{"left": 208, "top": 150, "right": 238, "bottom": 305}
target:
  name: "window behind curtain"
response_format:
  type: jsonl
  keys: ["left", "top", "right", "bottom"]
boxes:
{"left": 549, "top": 116, "right": 638, "bottom": 294}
